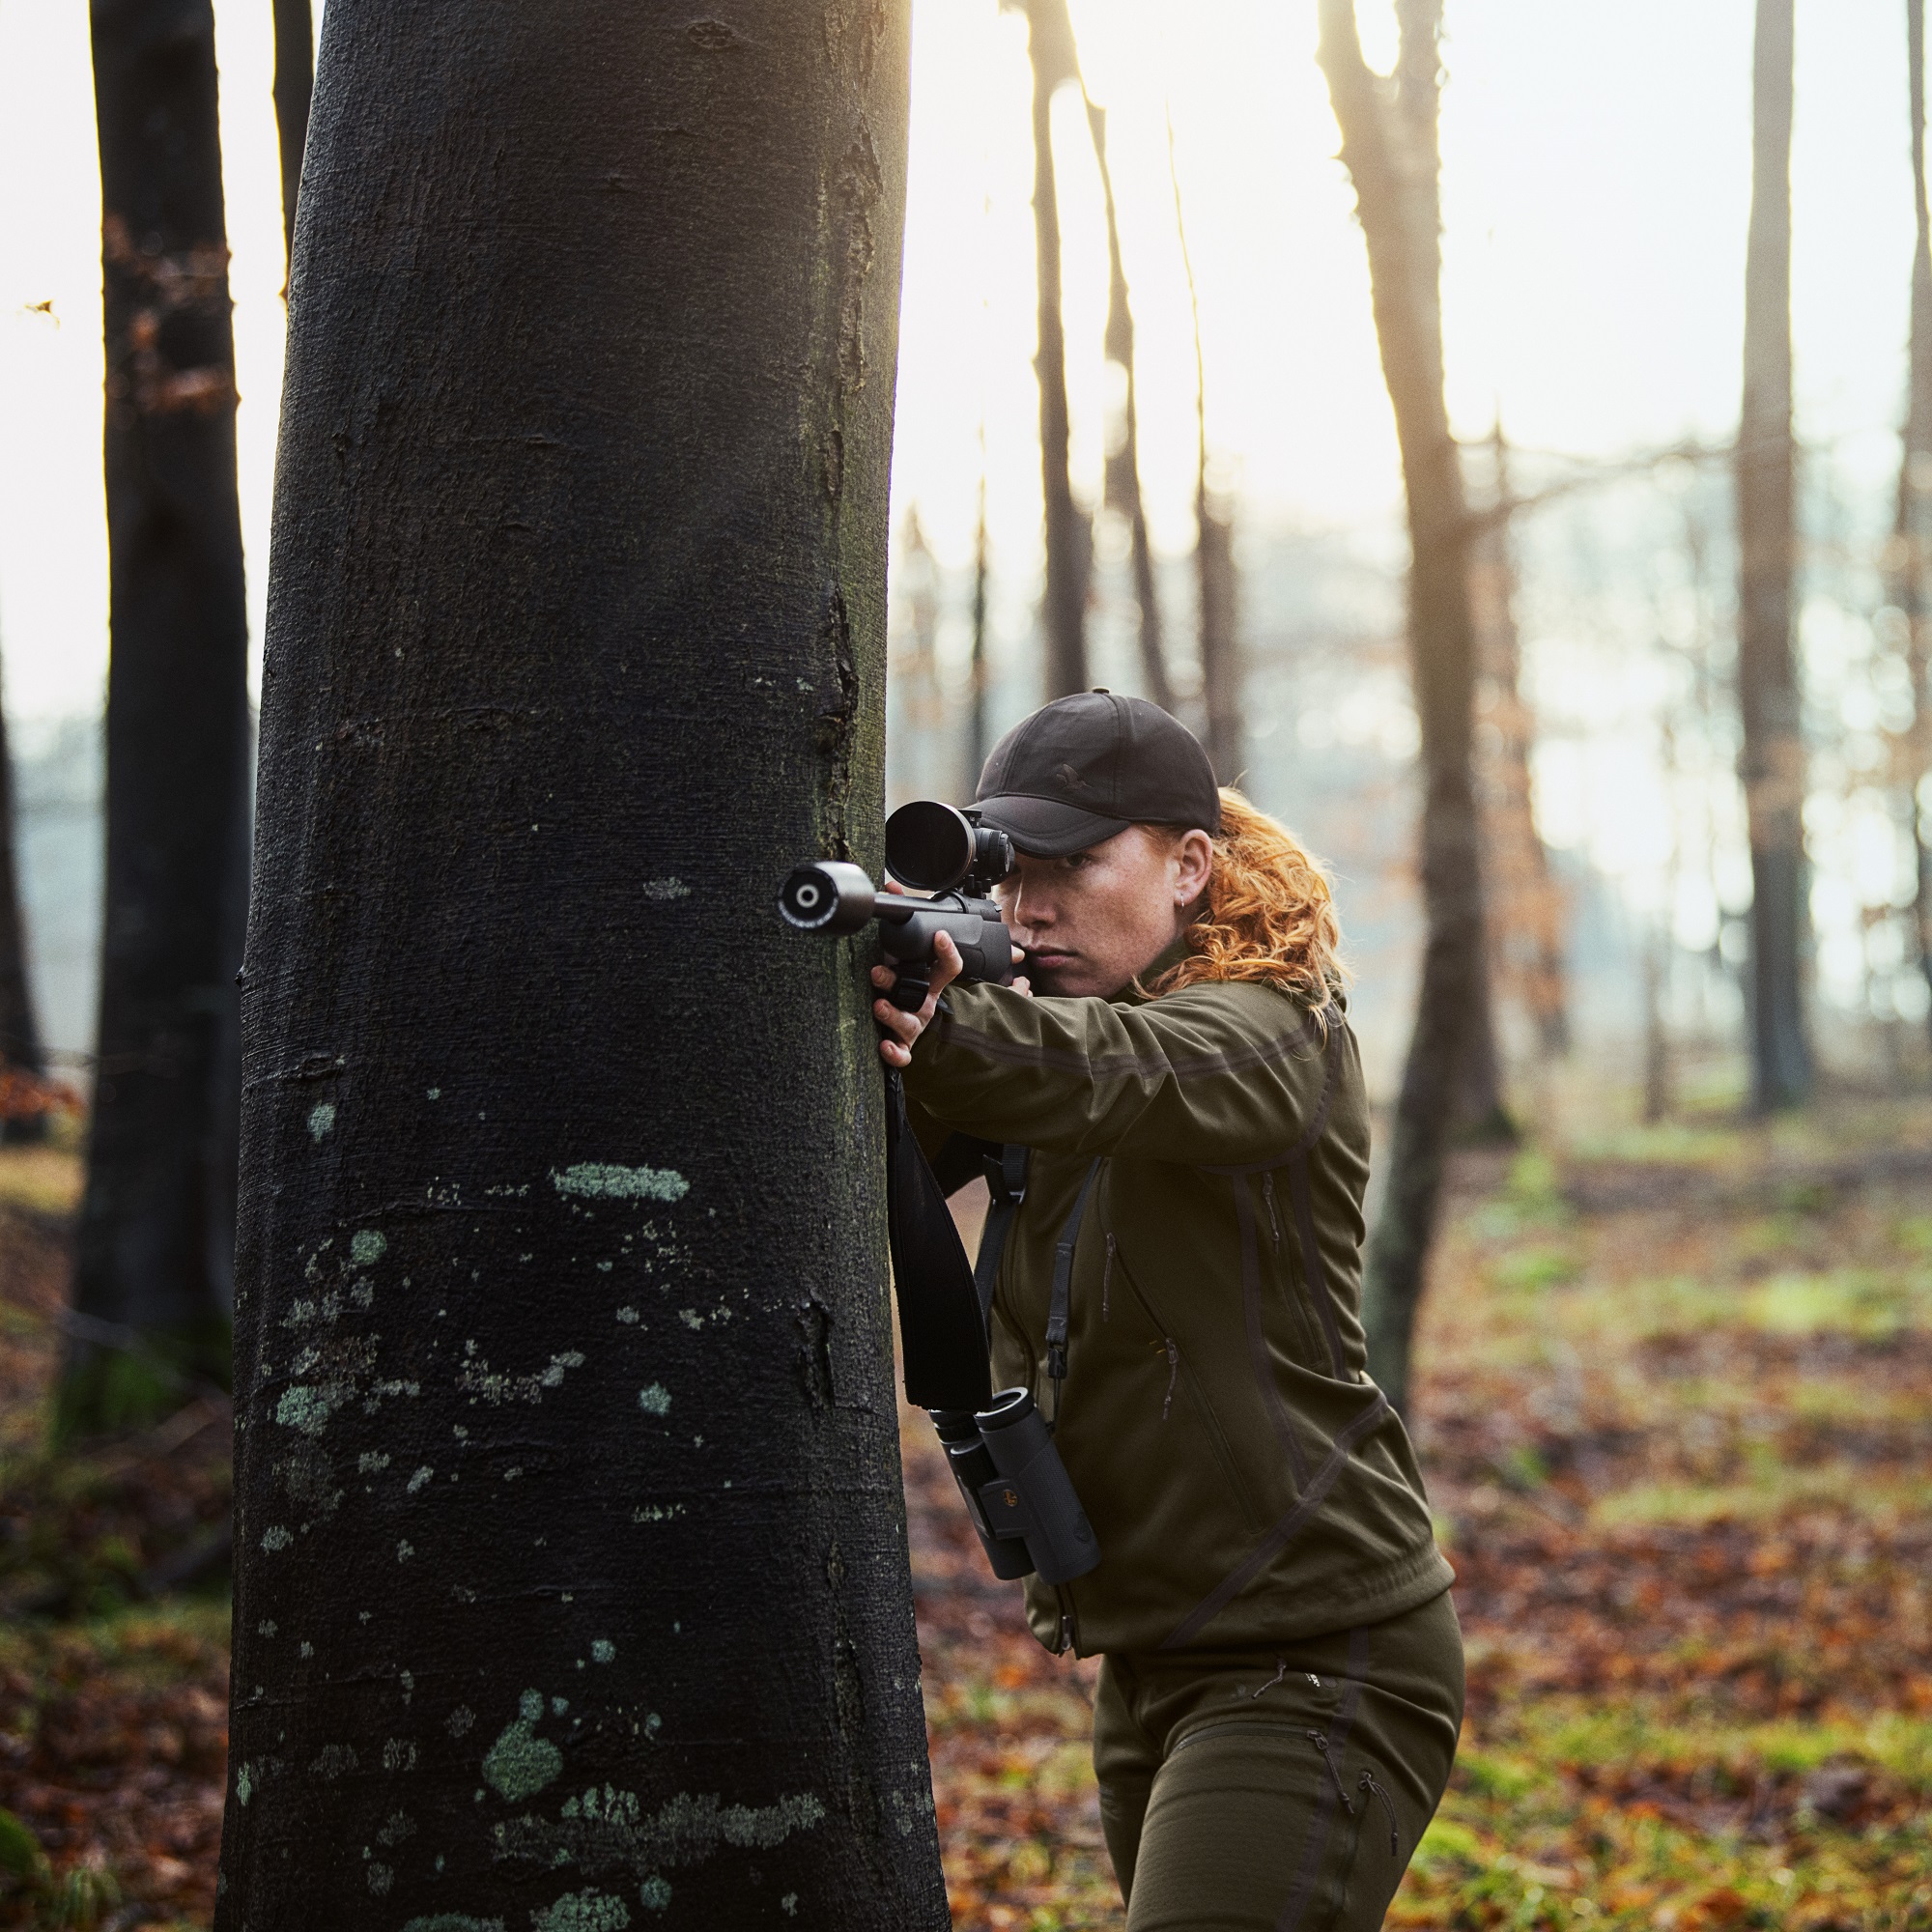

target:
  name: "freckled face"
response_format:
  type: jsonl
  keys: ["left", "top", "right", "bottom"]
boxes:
{"left": 996, "top": 826, "right": 1213, "bottom": 998}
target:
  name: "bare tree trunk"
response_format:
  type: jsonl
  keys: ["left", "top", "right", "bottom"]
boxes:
{"left": 1023, "top": 0, "right": 1089, "bottom": 698}
{"left": 1318, "top": 0, "right": 1487, "bottom": 1416}
{"left": 271, "top": 0, "right": 313, "bottom": 270}
{"left": 1737, "top": 0, "right": 1809, "bottom": 1108}
{"left": 0, "top": 651, "right": 46, "bottom": 1145}
{"left": 214, "top": 3, "right": 943, "bottom": 1924}
{"left": 1087, "top": 99, "right": 1175, "bottom": 714}
{"left": 888, "top": 508, "right": 943, "bottom": 805}
{"left": 1897, "top": 0, "right": 1932, "bottom": 1052}
{"left": 1167, "top": 122, "right": 1242, "bottom": 781}
{"left": 970, "top": 446, "right": 992, "bottom": 787}
{"left": 1471, "top": 423, "right": 1569, "bottom": 1060}
{"left": 67, "top": 0, "right": 250, "bottom": 1437}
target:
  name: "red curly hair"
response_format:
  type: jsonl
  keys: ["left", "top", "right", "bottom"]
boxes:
{"left": 1139, "top": 789, "right": 1345, "bottom": 1012}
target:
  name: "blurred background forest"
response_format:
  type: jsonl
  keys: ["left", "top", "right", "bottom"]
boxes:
{"left": 1, "top": 0, "right": 1930, "bottom": 1926}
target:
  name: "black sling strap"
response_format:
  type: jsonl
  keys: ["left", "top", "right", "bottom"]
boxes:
{"left": 882, "top": 1067, "right": 993, "bottom": 1414}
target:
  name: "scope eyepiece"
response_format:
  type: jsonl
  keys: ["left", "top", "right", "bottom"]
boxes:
{"left": 778, "top": 860, "right": 875, "bottom": 934}
{"left": 886, "top": 800, "right": 1016, "bottom": 894}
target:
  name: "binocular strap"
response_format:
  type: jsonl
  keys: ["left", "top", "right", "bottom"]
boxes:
{"left": 1046, "top": 1158, "right": 1104, "bottom": 1420}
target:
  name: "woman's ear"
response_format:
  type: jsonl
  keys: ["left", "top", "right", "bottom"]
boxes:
{"left": 1174, "top": 829, "right": 1214, "bottom": 908}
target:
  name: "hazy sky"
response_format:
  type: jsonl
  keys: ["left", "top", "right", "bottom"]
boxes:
{"left": 0, "top": 0, "right": 1921, "bottom": 724}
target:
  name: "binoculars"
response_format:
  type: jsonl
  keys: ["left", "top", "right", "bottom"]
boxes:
{"left": 932, "top": 1387, "right": 1101, "bottom": 1584}
{"left": 779, "top": 801, "right": 1019, "bottom": 1010}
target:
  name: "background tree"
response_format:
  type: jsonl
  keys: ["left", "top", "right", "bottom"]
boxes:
{"left": 0, "top": 633, "right": 47, "bottom": 1143}
{"left": 214, "top": 3, "right": 945, "bottom": 1926}
{"left": 1736, "top": 0, "right": 1809, "bottom": 1108}
{"left": 1318, "top": 0, "right": 1489, "bottom": 1414}
{"left": 271, "top": 0, "right": 314, "bottom": 270}
{"left": 1463, "top": 419, "right": 1564, "bottom": 1128}
{"left": 1019, "top": 0, "right": 1090, "bottom": 697}
{"left": 1087, "top": 98, "right": 1176, "bottom": 713}
{"left": 66, "top": 0, "right": 250, "bottom": 1435}
{"left": 1167, "top": 119, "right": 1241, "bottom": 781}
{"left": 1895, "top": 0, "right": 1932, "bottom": 1046}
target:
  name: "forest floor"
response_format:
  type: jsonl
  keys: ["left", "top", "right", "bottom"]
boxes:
{"left": 0, "top": 1092, "right": 1927, "bottom": 1929}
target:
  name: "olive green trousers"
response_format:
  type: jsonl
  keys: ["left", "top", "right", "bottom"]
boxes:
{"left": 1093, "top": 1590, "right": 1463, "bottom": 1932}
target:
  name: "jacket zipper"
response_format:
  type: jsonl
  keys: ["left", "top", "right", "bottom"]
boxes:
{"left": 1359, "top": 1771, "right": 1399, "bottom": 1856}
{"left": 1103, "top": 1233, "right": 1116, "bottom": 1321}
{"left": 1263, "top": 1171, "right": 1284, "bottom": 1249}
{"left": 1161, "top": 1338, "right": 1179, "bottom": 1421}
{"left": 1306, "top": 1731, "right": 1355, "bottom": 1814}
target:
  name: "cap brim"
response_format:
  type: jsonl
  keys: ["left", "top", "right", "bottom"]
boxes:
{"left": 975, "top": 794, "right": 1133, "bottom": 859}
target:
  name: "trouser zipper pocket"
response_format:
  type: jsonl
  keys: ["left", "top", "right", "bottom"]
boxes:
{"left": 1305, "top": 1731, "right": 1354, "bottom": 1814}
{"left": 1358, "top": 1769, "right": 1399, "bottom": 1857}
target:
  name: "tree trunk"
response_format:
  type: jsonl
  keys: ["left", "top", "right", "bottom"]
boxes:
{"left": 1469, "top": 422, "right": 1566, "bottom": 1077}
{"left": 969, "top": 451, "right": 992, "bottom": 787}
{"left": 214, "top": 5, "right": 943, "bottom": 1927}
{"left": 271, "top": 0, "right": 314, "bottom": 272}
{"left": 0, "top": 660, "right": 48, "bottom": 1145}
{"left": 1167, "top": 125, "right": 1242, "bottom": 781}
{"left": 1897, "top": 0, "right": 1932, "bottom": 1050}
{"left": 888, "top": 508, "right": 943, "bottom": 806}
{"left": 1197, "top": 493, "right": 1241, "bottom": 784}
{"left": 1024, "top": 0, "right": 1089, "bottom": 699}
{"left": 65, "top": 0, "right": 250, "bottom": 1437}
{"left": 1088, "top": 99, "right": 1175, "bottom": 714}
{"left": 1318, "top": 0, "right": 1487, "bottom": 1416}
{"left": 1736, "top": 0, "right": 1809, "bottom": 1109}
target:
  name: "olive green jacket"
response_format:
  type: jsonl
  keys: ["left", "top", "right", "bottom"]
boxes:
{"left": 904, "top": 969, "right": 1453, "bottom": 1658}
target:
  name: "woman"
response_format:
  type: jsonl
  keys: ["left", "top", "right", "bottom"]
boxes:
{"left": 876, "top": 691, "right": 1462, "bottom": 1932}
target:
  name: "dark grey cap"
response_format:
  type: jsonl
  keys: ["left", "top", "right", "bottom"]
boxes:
{"left": 974, "top": 690, "right": 1222, "bottom": 858}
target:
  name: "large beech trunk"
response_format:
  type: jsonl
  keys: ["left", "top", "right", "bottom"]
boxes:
{"left": 214, "top": 4, "right": 945, "bottom": 1926}
{"left": 68, "top": 0, "right": 251, "bottom": 1434}
{"left": 1736, "top": 0, "right": 1809, "bottom": 1108}
{"left": 1318, "top": 0, "right": 1487, "bottom": 1414}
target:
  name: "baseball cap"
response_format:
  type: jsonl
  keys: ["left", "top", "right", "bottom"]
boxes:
{"left": 973, "top": 690, "right": 1222, "bottom": 858}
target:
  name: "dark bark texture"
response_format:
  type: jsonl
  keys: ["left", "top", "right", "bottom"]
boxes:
{"left": 1898, "top": 0, "right": 1932, "bottom": 1046}
{"left": 1025, "top": 0, "right": 1090, "bottom": 700}
{"left": 213, "top": 5, "right": 942, "bottom": 1928}
{"left": 271, "top": 0, "right": 314, "bottom": 269}
{"left": 1318, "top": 0, "right": 1487, "bottom": 1414}
{"left": 1088, "top": 99, "right": 1175, "bottom": 714}
{"left": 69, "top": 0, "right": 251, "bottom": 1433}
{"left": 1736, "top": 0, "right": 1809, "bottom": 1109}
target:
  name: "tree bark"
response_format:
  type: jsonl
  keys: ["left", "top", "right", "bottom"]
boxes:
{"left": 1736, "top": 0, "right": 1809, "bottom": 1109}
{"left": 1024, "top": 0, "right": 1090, "bottom": 699}
{"left": 271, "top": 0, "right": 314, "bottom": 271}
{"left": 1896, "top": 0, "right": 1932, "bottom": 1049}
{"left": 66, "top": 0, "right": 250, "bottom": 1436}
{"left": 214, "top": 5, "right": 944, "bottom": 1927}
{"left": 1167, "top": 125, "right": 1241, "bottom": 781}
{"left": 1318, "top": 0, "right": 1487, "bottom": 1415}
{"left": 1087, "top": 99, "right": 1175, "bottom": 714}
